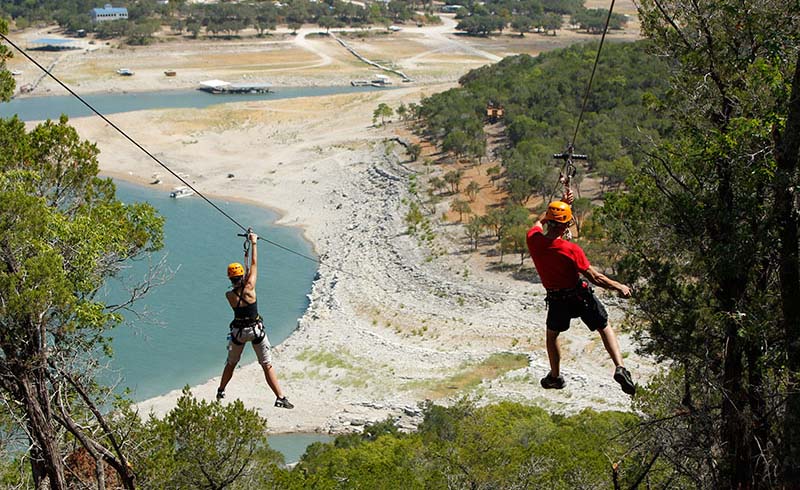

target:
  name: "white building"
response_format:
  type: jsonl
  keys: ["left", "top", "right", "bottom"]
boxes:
{"left": 90, "top": 4, "right": 129, "bottom": 23}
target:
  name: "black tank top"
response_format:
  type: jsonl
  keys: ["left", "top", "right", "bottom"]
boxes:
{"left": 232, "top": 289, "right": 259, "bottom": 319}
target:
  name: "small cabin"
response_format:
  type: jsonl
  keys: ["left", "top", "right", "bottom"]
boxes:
{"left": 486, "top": 103, "right": 505, "bottom": 123}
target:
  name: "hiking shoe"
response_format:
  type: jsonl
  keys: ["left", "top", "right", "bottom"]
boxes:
{"left": 614, "top": 366, "right": 636, "bottom": 396}
{"left": 540, "top": 373, "right": 565, "bottom": 390}
{"left": 216, "top": 389, "right": 225, "bottom": 401}
{"left": 275, "top": 397, "right": 294, "bottom": 409}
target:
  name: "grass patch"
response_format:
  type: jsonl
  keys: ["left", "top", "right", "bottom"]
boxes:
{"left": 296, "top": 348, "right": 355, "bottom": 370}
{"left": 411, "top": 352, "right": 529, "bottom": 399}
{"left": 294, "top": 348, "right": 373, "bottom": 388}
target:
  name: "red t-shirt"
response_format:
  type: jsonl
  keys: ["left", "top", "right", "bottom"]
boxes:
{"left": 526, "top": 225, "right": 591, "bottom": 290}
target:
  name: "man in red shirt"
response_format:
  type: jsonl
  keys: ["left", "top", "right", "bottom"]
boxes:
{"left": 526, "top": 192, "right": 636, "bottom": 395}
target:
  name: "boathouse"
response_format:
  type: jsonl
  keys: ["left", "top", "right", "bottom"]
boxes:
{"left": 198, "top": 80, "right": 273, "bottom": 94}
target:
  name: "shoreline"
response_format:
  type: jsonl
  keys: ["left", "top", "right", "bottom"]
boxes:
{"left": 9, "top": 81, "right": 376, "bottom": 101}
{"left": 5, "top": 8, "right": 655, "bottom": 435}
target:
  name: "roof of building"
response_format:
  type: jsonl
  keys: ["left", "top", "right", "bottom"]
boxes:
{"left": 91, "top": 4, "right": 129, "bottom": 14}
{"left": 199, "top": 79, "right": 231, "bottom": 89}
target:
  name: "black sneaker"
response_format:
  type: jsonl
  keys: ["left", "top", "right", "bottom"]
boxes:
{"left": 540, "top": 373, "right": 565, "bottom": 390}
{"left": 216, "top": 389, "right": 225, "bottom": 401}
{"left": 614, "top": 366, "right": 636, "bottom": 396}
{"left": 275, "top": 397, "right": 294, "bottom": 409}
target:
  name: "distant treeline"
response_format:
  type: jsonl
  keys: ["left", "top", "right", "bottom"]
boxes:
{"left": 451, "top": 0, "right": 629, "bottom": 36}
{"left": 1, "top": 0, "right": 433, "bottom": 43}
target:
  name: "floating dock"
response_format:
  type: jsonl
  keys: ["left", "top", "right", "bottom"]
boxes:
{"left": 199, "top": 79, "right": 273, "bottom": 94}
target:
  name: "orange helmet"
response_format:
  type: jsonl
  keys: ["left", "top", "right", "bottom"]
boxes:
{"left": 545, "top": 201, "right": 572, "bottom": 223}
{"left": 227, "top": 263, "right": 245, "bottom": 278}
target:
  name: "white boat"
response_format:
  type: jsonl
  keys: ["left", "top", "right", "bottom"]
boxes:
{"left": 169, "top": 186, "right": 195, "bottom": 198}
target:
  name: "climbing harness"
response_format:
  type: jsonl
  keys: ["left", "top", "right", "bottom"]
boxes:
{"left": 228, "top": 319, "right": 266, "bottom": 345}
{"left": 227, "top": 228, "right": 266, "bottom": 344}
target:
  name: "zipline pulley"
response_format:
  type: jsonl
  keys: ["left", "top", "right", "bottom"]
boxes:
{"left": 553, "top": 146, "right": 588, "bottom": 191}
{"left": 237, "top": 228, "right": 253, "bottom": 277}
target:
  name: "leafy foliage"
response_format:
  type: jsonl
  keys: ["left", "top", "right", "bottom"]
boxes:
{"left": 283, "top": 400, "right": 645, "bottom": 489}
{"left": 129, "top": 388, "right": 285, "bottom": 489}
{"left": 0, "top": 114, "right": 163, "bottom": 487}
{"left": 0, "top": 19, "right": 14, "bottom": 102}
{"left": 596, "top": 1, "right": 800, "bottom": 487}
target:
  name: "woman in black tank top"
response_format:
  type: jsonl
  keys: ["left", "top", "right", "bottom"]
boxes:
{"left": 215, "top": 231, "right": 293, "bottom": 409}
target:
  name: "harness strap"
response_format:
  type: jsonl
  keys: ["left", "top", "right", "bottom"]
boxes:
{"left": 229, "top": 317, "right": 266, "bottom": 345}
{"left": 546, "top": 279, "right": 590, "bottom": 300}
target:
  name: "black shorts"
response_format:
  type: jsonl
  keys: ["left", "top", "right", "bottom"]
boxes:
{"left": 545, "top": 284, "right": 608, "bottom": 332}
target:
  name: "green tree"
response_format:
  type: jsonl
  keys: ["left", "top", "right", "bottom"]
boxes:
{"left": 429, "top": 175, "right": 447, "bottom": 195}
{"left": 465, "top": 216, "right": 484, "bottom": 250}
{"left": 570, "top": 196, "right": 591, "bottom": 234}
{"left": 318, "top": 15, "right": 336, "bottom": 32}
{"left": 0, "top": 115, "right": 163, "bottom": 488}
{"left": 465, "top": 180, "right": 481, "bottom": 201}
{"left": 396, "top": 103, "right": 408, "bottom": 120}
{"left": 601, "top": 1, "right": 800, "bottom": 487}
{"left": 132, "top": 388, "right": 284, "bottom": 489}
{"left": 499, "top": 223, "right": 529, "bottom": 265}
{"left": 0, "top": 19, "right": 14, "bottom": 102}
{"left": 442, "top": 129, "right": 470, "bottom": 158}
{"left": 407, "top": 142, "right": 422, "bottom": 161}
{"left": 405, "top": 201, "right": 425, "bottom": 233}
{"left": 373, "top": 102, "right": 393, "bottom": 126}
{"left": 443, "top": 168, "right": 464, "bottom": 193}
{"left": 511, "top": 15, "right": 532, "bottom": 36}
{"left": 450, "top": 198, "right": 472, "bottom": 222}
{"left": 486, "top": 164, "right": 501, "bottom": 187}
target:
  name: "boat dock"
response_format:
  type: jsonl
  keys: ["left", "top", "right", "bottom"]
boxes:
{"left": 198, "top": 79, "right": 273, "bottom": 94}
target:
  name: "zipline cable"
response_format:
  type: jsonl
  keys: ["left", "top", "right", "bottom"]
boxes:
{"left": 0, "top": 32, "right": 359, "bottom": 278}
{"left": 570, "top": 0, "right": 617, "bottom": 150}
{"left": 547, "top": 0, "right": 616, "bottom": 243}
{"left": 552, "top": 0, "right": 617, "bottom": 198}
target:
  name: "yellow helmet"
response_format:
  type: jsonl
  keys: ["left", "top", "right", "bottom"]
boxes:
{"left": 545, "top": 201, "right": 572, "bottom": 223}
{"left": 227, "top": 263, "right": 245, "bottom": 278}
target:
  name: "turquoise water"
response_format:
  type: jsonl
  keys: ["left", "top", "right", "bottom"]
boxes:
{"left": 106, "top": 180, "right": 318, "bottom": 401}
{"left": 1, "top": 85, "right": 388, "bottom": 122}
{"left": 269, "top": 433, "right": 333, "bottom": 463}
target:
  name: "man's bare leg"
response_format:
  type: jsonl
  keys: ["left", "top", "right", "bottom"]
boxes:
{"left": 598, "top": 326, "right": 636, "bottom": 395}
{"left": 546, "top": 329, "right": 562, "bottom": 377}
{"left": 597, "top": 325, "right": 624, "bottom": 367}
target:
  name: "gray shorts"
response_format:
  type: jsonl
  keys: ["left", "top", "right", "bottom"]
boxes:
{"left": 226, "top": 322, "right": 272, "bottom": 366}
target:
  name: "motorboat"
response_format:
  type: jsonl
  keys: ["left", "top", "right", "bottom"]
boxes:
{"left": 169, "top": 186, "right": 195, "bottom": 198}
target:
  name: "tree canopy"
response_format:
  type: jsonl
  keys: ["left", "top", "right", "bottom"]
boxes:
{"left": 0, "top": 113, "right": 163, "bottom": 488}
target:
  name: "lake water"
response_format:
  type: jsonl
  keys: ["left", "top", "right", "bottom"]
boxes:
{"left": 107, "top": 180, "right": 317, "bottom": 401}
{"left": 109, "top": 180, "right": 333, "bottom": 460}
{"left": 1, "top": 85, "right": 388, "bottom": 121}
{"left": 2, "top": 87, "right": 339, "bottom": 461}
